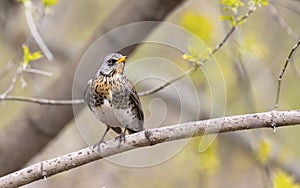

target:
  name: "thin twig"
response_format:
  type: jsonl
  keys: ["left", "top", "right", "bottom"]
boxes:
{"left": 0, "top": 36, "right": 34, "bottom": 82}
{"left": 269, "top": 0, "right": 300, "bottom": 15}
{"left": 210, "top": 6, "right": 254, "bottom": 57}
{"left": 267, "top": 4, "right": 298, "bottom": 41}
{"left": 274, "top": 40, "right": 300, "bottom": 110}
{"left": 0, "top": 60, "right": 16, "bottom": 83}
{"left": 24, "top": 2, "right": 53, "bottom": 61}
{"left": 1, "top": 110, "right": 300, "bottom": 187}
{"left": 0, "top": 96, "right": 84, "bottom": 105}
{"left": 23, "top": 68, "right": 53, "bottom": 77}
{"left": 1, "top": 66, "right": 52, "bottom": 99}
{"left": 209, "top": 27, "right": 236, "bottom": 57}
{"left": 267, "top": 4, "right": 300, "bottom": 81}
{"left": 138, "top": 67, "right": 197, "bottom": 96}
{"left": 0, "top": 67, "right": 23, "bottom": 98}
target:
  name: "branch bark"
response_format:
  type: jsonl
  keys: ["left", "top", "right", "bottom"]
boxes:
{"left": 1, "top": 110, "right": 300, "bottom": 187}
{"left": 0, "top": 0, "right": 185, "bottom": 176}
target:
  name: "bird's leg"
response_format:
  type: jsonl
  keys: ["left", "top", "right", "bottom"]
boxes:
{"left": 93, "top": 126, "right": 110, "bottom": 153}
{"left": 114, "top": 126, "right": 128, "bottom": 148}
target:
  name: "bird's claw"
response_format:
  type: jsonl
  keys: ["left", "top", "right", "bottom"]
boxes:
{"left": 115, "top": 133, "right": 126, "bottom": 148}
{"left": 93, "top": 140, "right": 107, "bottom": 153}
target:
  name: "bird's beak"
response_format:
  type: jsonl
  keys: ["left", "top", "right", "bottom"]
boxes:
{"left": 116, "top": 56, "right": 127, "bottom": 63}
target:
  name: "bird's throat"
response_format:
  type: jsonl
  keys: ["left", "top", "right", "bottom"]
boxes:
{"left": 115, "top": 63, "right": 125, "bottom": 75}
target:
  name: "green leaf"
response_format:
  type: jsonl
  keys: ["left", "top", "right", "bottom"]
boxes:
{"left": 22, "top": 45, "right": 43, "bottom": 68}
{"left": 273, "top": 170, "right": 300, "bottom": 188}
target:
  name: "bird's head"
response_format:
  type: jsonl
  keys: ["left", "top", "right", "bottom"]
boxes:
{"left": 98, "top": 53, "right": 127, "bottom": 76}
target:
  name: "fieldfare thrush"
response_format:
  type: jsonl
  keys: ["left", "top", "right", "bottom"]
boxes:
{"left": 84, "top": 53, "right": 144, "bottom": 149}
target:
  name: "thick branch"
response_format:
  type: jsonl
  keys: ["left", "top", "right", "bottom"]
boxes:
{"left": 1, "top": 110, "right": 300, "bottom": 187}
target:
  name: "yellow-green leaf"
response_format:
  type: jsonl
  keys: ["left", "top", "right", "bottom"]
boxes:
{"left": 220, "top": 0, "right": 244, "bottom": 8}
{"left": 16, "top": 0, "right": 30, "bottom": 4}
{"left": 42, "top": 0, "right": 58, "bottom": 7}
{"left": 182, "top": 53, "right": 196, "bottom": 63}
{"left": 22, "top": 45, "right": 30, "bottom": 67}
{"left": 22, "top": 45, "right": 43, "bottom": 68}
{"left": 31, "top": 52, "right": 43, "bottom": 60}
{"left": 220, "top": 15, "right": 233, "bottom": 21}
{"left": 273, "top": 170, "right": 300, "bottom": 188}
{"left": 252, "top": 0, "right": 268, "bottom": 7}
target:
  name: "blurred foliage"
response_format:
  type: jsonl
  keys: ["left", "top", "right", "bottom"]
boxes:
{"left": 181, "top": 12, "right": 214, "bottom": 44}
{"left": 197, "top": 138, "right": 220, "bottom": 175}
{"left": 273, "top": 170, "right": 300, "bottom": 188}
{"left": 240, "top": 31, "right": 269, "bottom": 59}
{"left": 42, "top": 0, "right": 58, "bottom": 7}
{"left": 256, "top": 138, "right": 272, "bottom": 164}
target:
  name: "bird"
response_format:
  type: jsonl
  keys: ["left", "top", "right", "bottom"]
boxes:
{"left": 84, "top": 53, "right": 144, "bottom": 150}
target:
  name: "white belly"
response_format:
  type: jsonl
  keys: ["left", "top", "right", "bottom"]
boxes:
{"left": 92, "top": 99, "right": 134, "bottom": 129}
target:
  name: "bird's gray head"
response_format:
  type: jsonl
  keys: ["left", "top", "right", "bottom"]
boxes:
{"left": 97, "top": 53, "right": 127, "bottom": 76}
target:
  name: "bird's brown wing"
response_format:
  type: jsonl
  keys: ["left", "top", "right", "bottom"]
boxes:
{"left": 127, "top": 81, "right": 144, "bottom": 132}
{"left": 84, "top": 79, "right": 93, "bottom": 111}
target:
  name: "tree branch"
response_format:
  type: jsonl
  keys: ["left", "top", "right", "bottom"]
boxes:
{"left": 0, "top": 95, "right": 84, "bottom": 105}
{"left": 1, "top": 110, "right": 300, "bottom": 187}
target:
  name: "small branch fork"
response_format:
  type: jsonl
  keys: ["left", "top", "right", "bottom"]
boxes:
{"left": 1, "top": 110, "right": 300, "bottom": 187}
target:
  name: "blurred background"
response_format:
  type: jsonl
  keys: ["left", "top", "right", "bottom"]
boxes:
{"left": 1, "top": 0, "right": 300, "bottom": 187}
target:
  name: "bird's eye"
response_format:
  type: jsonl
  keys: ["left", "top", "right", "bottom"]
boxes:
{"left": 108, "top": 58, "right": 117, "bottom": 65}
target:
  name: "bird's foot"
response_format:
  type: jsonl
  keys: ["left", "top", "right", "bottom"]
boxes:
{"left": 115, "top": 133, "right": 126, "bottom": 148}
{"left": 144, "top": 130, "right": 155, "bottom": 146}
{"left": 93, "top": 140, "right": 106, "bottom": 153}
